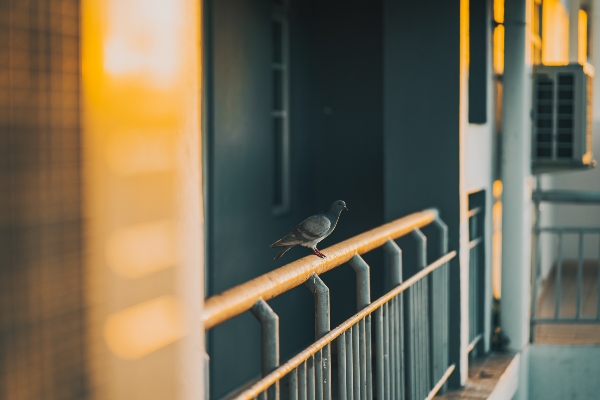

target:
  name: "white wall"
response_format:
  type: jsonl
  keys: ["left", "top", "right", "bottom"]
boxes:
{"left": 542, "top": 0, "right": 600, "bottom": 264}
{"left": 464, "top": 12, "right": 496, "bottom": 350}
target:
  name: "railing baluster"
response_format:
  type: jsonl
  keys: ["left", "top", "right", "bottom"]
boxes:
{"left": 299, "top": 361, "right": 307, "bottom": 400}
{"left": 555, "top": 232, "right": 564, "bottom": 320}
{"left": 423, "top": 276, "right": 431, "bottom": 392}
{"left": 374, "top": 308, "right": 384, "bottom": 400}
{"left": 411, "top": 228, "right": 427, "bottom": 398}
{"left": 204, "top": 352, "right": 210, "bottom": 400}
{"left": 324, "top": 344, "right": 331, "bottom": 400}
{"left": 597, "top": 233, "right": 600, "bottom": 321}
{"left": 251, "top": 299, "right": 280, "bottom": 400}
{"left": 389, "top": 298, "right": 397, "bottom": 400}
{"left": 395, "top": 296, "right": 402, "bottom": 400}
{"left": 383, "top": 239, "right": 404, "bottom": 400}
{"left": 417, "top": 280, "right": 424, "bottom": 399}
{"left": 577, "top": 231, "right": 584, "bottom": 319}
{"left": 383, "top": 302, "right": 390, "bottom": 400}
{"left": 289, "top": 368, "right": 298, "bottom": 400}
{"left": 308, "top": 356, "right": 315, "bottom": 400}
{"left": 365, "top": 314, "right": 373, "bottom": 400}
{"left": 407, "top": 286, "right": 416, "bottom": 400}
{"left": 338, "top": 333, "right": 347, "bottom": 400}
{"left": 348, "top": 254, "right": 371, "bottom": 400}
{"left": 315, "top": 349, "right": 323, "bottom": 400}
{"left": 432, "top": 215, "right": 449, "bottom": 393}
{"left": 305, "top": 274, "right": 331, "bottom": 399}
{"left": 359, "top": 319, "right": 367, "bottom": 400}
{"left": 352, "top": 324, "right": 360, "bottom": 400}
{"left": 346, "top": 326, "right": 354, "bottom": 400}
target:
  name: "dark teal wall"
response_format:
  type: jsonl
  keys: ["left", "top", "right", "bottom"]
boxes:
{"left": 206, "top": 0, "right": 384, "bottom": 397}
{"left": 383, "top": 0, "right": 463, "bottom": 387}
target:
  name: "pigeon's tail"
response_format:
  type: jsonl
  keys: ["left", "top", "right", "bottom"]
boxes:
{"left": 274, "top": 245, "right": 293, "bottom": 260}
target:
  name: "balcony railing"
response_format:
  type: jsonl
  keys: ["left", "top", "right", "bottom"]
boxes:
{"left": 530, "top": 190, "right": 600, "bottom": 343}
{"left": 203, "top": 209, "right": 457, "bottom": 399}
{"left": 467, "top": 207, "right": 484, "bottom": 356}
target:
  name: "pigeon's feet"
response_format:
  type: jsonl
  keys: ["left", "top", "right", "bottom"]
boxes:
{"left": 312, "top": 248, "right": 326, "bottom": 258}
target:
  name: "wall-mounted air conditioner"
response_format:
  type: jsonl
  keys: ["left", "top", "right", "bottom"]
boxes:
{"left": 532, "top": 63, "right": 596, "bottom": 174}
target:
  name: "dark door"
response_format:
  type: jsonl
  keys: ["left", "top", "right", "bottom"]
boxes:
{"left": 205, "top": 0, "right": 385, "bottom": 396}
{"left": 205, "top": 0, "right": 315, "bottom": 396}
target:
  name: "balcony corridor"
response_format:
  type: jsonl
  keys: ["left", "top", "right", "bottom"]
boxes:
{"left": 534, "top": 260, "right": 600, "bottom": 344}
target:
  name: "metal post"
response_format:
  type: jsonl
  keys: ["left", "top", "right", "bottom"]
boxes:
{"left": 411, "top": 228, "right": 428, "bottom": 270}
{"left": 338, "top": 333, "right": 347, "bottom": 400}
{"left": 348, "top": 254, "right": 371, "bottom": 399}
{"left": 383, "top": 239, "right": 403, "bottom": 288}
{"left": 289, "top": 368, "right": 298, "bottom": 400}
{"left": 555, "top": 232, "right": 564, "bottom": 320}
{"left": 597, "top": 234, "right": 600, "bottom": 321}
{"left": 374, "top": 308, "right": 384, "bottom": 400}
{"left": 204, "top": 352, "right": 210, "bottom": 400}
{"left": 577, "top": 231, "right": 584, "bottom": 319}
{"left": 299, "top": 361, "right": 307, "bottom": 400}
{"left": 349, "top": 254, "right": 371, "bottom": 310}
{"left": 411, "top": 228, "right": 427, "bottom": 397}
{"left": 530, "top": 201, "right": 542, "bottom": 342}
{"left": 305, "top": 274, "right": 331, "bottom": 400}
{"left": 251, "top": 299, "right": 280, "bottom": 400}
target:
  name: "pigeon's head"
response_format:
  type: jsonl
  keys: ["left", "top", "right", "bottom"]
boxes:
{"left": 330, "top": 200, "right": 348, "bottom": 213}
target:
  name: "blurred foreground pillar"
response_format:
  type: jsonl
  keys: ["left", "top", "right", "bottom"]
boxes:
{"left": 0, "top": 1, "right": 87, "bottom": 398}
{"left": 82, "top": 0, "right": 205, "bottom": 399}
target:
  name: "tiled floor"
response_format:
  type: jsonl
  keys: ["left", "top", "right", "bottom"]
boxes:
{"left": 436, "top": 352, "right": 518, "bottom": 399}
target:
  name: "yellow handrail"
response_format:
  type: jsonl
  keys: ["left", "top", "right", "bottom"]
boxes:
{"left": 203, "top": 208, "right": 439, "bottom": 330}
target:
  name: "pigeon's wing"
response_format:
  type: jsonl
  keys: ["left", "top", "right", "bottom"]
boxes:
{"left": 270, "top": 215, "right": 331, "bottom": 247}
{"left": 295, "top": 215, "right": 331, "bottom": 239}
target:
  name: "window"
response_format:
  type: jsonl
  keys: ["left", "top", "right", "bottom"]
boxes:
{"left": 468, "top": 0, "right": 488, "bottom": 124}
{"left": 272, "top": 0, "right": 291, "bottom": 216}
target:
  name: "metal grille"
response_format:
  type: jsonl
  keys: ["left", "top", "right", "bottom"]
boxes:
{"left": 556, "top": 73, "right": 574, "bottom": 159}
{"left": 0, "top": 1, "right": 86, "bottom": 399}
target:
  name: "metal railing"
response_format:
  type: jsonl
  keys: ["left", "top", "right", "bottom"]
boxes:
{"left": 203, "top": 209, "right": 457, "bottom": 399}
{"left": 467, "top": 207, "right": 484, "bottom": 355}
{"left": 530, "top": 190, "right": 600, "bottom": 342}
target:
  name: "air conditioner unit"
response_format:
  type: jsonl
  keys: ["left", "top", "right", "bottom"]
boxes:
{"left": 532, "top": 63, "right": 596, "bottom": 174}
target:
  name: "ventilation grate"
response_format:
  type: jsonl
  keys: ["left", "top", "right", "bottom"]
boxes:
{"left": 534, "top": 74, "right": 554, "bottom": 159}
{"left": 556, "top": 73, "right": 575, "bottom": 159}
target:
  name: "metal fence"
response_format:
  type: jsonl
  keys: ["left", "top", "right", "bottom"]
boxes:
{"left": 467, "top": 207, "right": 484, "bottom": 356}
{"left": 530, "top": 190, "right": 600, "bottom": 341}
{"left": 202, "top": 209, "right": 457, "bottom": 399}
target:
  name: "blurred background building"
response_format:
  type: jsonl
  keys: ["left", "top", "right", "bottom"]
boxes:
{"left": 1, "top": 0, "right": 600, "bottom": 399}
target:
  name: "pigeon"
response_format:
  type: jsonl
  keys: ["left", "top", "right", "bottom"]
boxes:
{"left": 271, "top": 200, "right": 348, "bottom": 260}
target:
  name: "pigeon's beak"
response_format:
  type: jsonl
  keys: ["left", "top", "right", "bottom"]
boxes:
{"left": 344, "top": 205, "right": 349, "bottom": 211}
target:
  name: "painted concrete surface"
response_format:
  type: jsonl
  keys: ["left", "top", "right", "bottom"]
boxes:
{"left": 529, "top": 345, "right": 600, "bottom": 400}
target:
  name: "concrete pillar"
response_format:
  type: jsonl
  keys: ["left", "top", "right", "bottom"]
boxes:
{"left": 500, "top": 0, "right": 532, "bottom": 398}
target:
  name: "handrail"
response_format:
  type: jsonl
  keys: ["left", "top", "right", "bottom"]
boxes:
{"left": 203, "top": 208, "right": 439, "bottom": 330}
{"left": 532, "top": 190, "right": 600, "bottom": 204}
{"left": 233, "top": 251, "right": 457, "bottom": 399}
